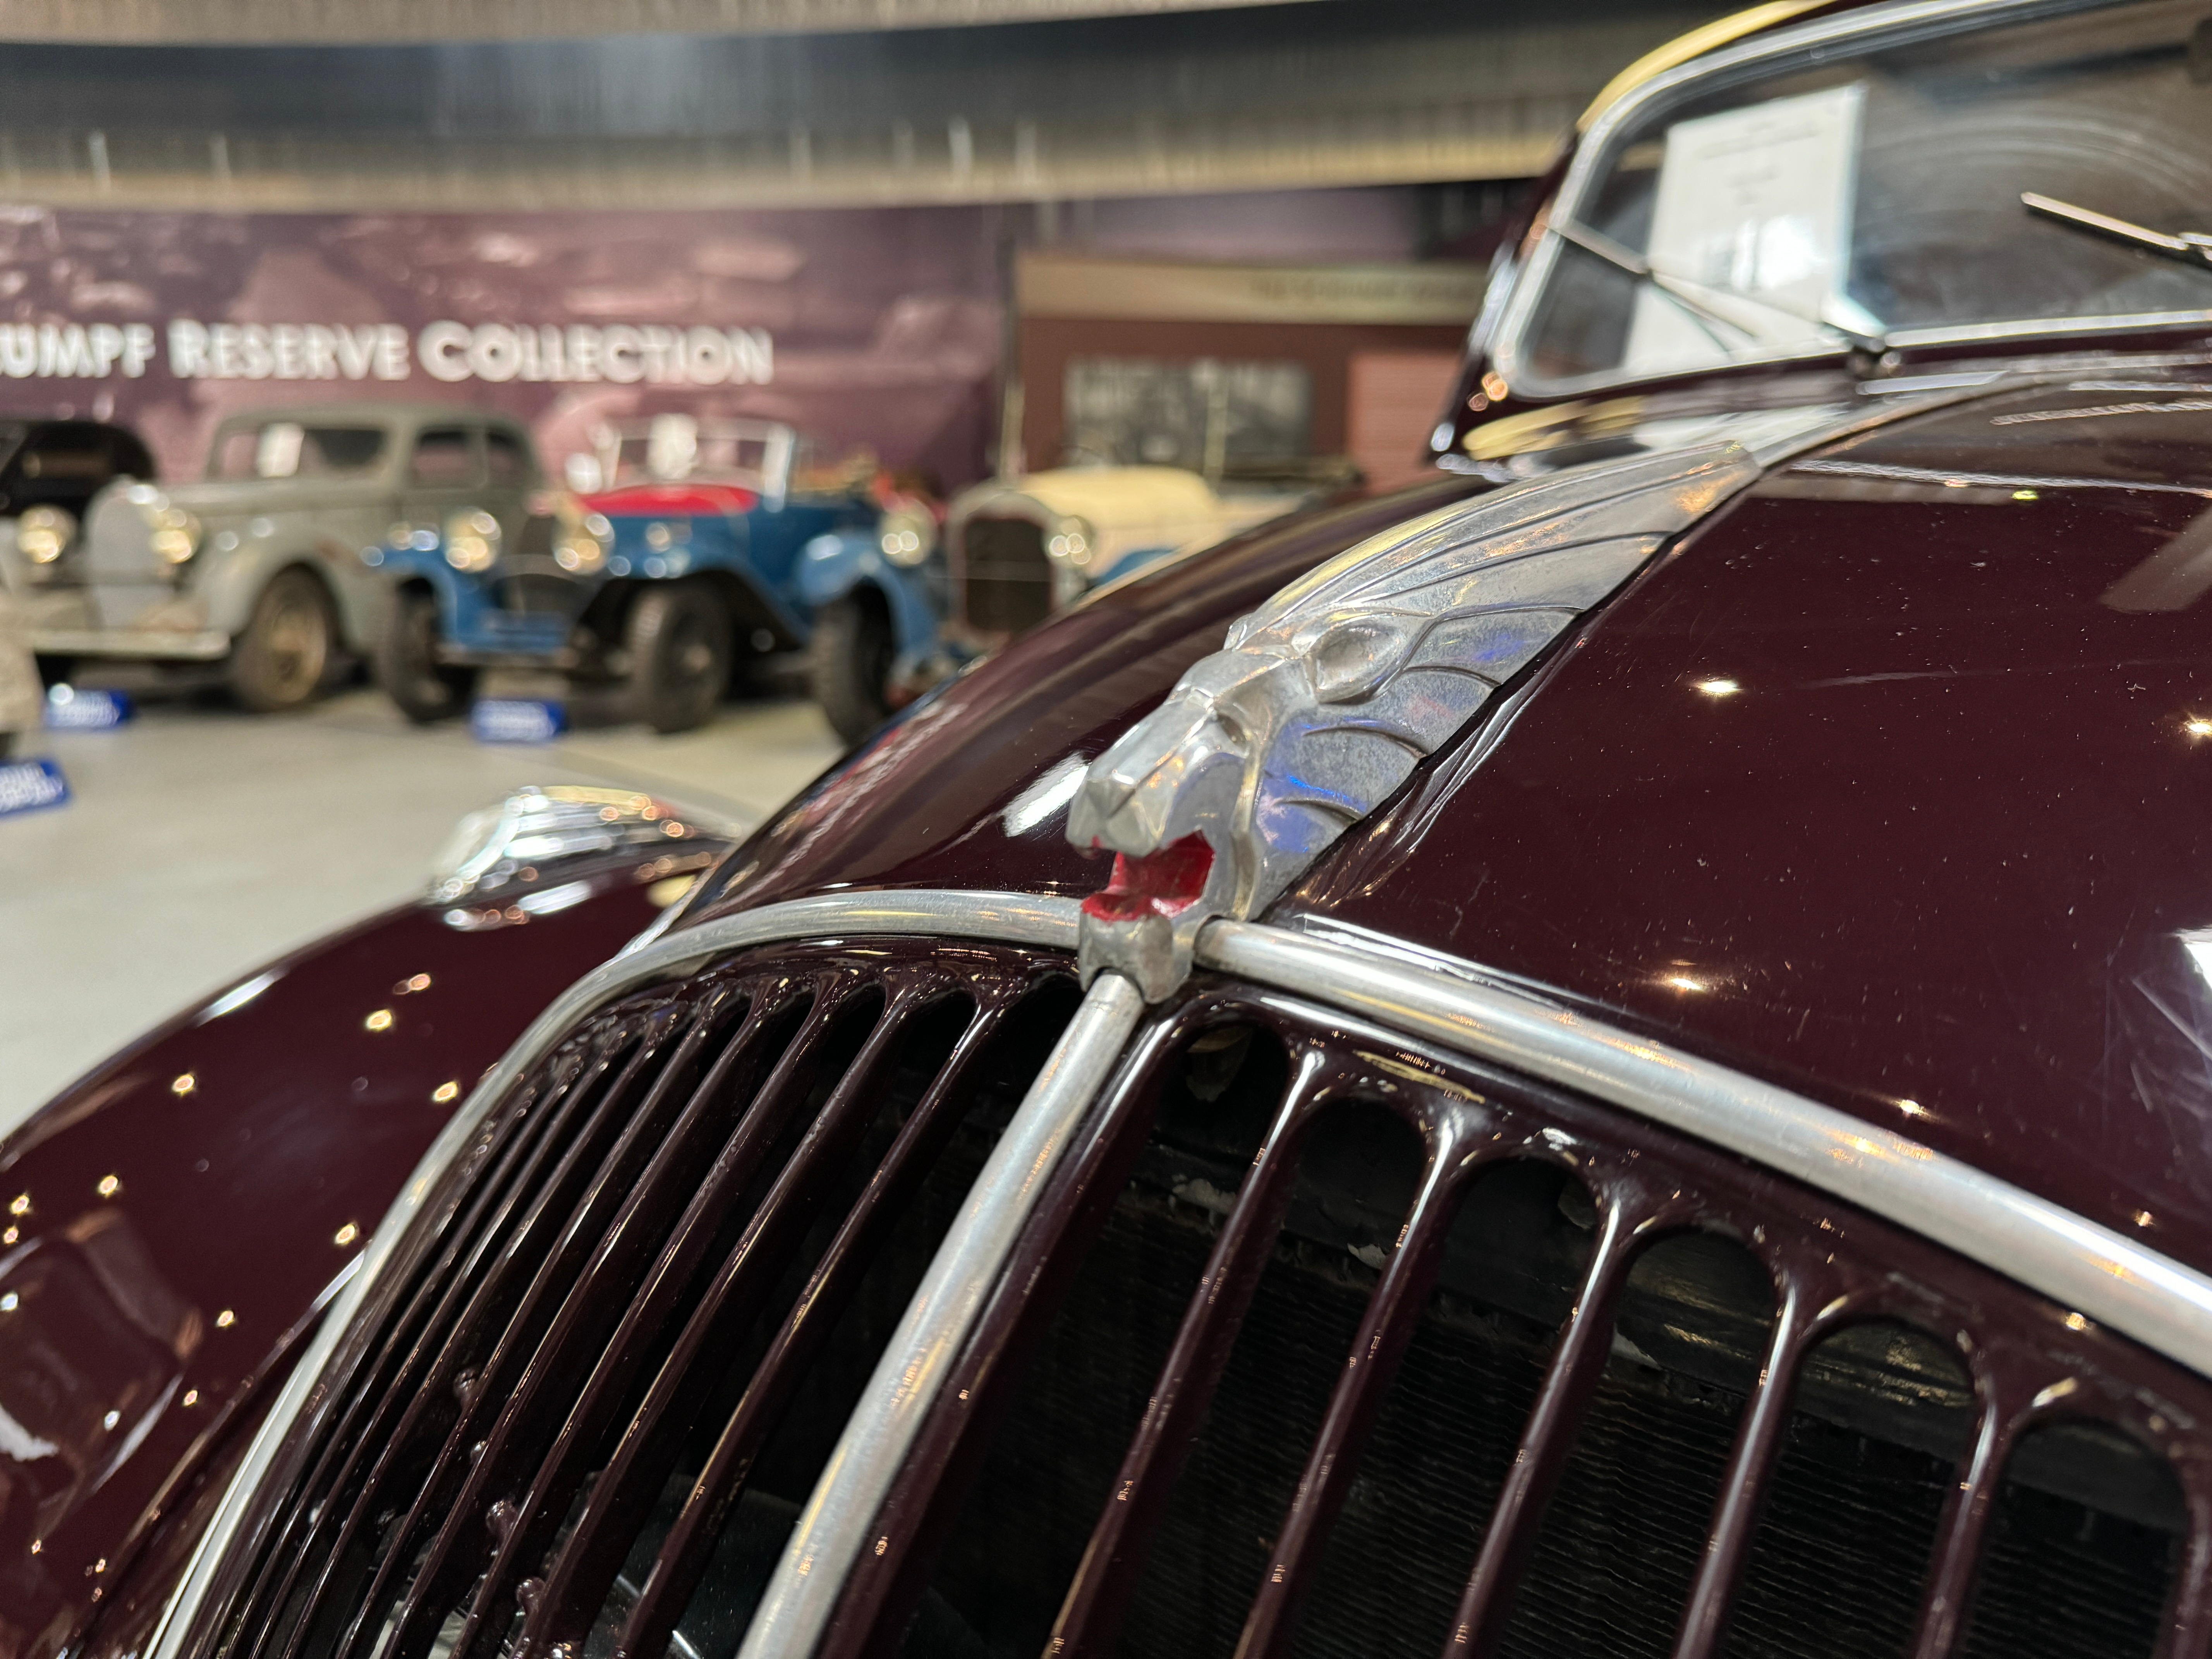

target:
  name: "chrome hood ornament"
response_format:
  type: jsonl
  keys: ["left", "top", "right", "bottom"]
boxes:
{"left": 1067, "top": 441, "right": 1762, "bottom": 998}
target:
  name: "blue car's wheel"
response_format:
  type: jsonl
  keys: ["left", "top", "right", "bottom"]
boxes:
{"left": 808, "top": 592, "right": 894, "bottom": 747}
{"left": 376, "top": 586, "right": 473, "bottom": 723}
{"left": 627, "top": 580, "right": 732, "bottom": 733}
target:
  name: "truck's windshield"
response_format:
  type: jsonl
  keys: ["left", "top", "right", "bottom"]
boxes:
{"left": 1517, "top": 0, "right": 2212, "bottom": 388}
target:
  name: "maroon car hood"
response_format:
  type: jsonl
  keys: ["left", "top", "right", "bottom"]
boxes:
{"left": 705, "top": 379, "right": 2212, "bottom": 1281}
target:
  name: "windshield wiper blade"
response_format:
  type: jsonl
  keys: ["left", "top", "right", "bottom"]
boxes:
{"left": 2022, "top": 192, "right": 2212, "bottom": 270}
{"left": 1553, "top": 216, "right": 1886, "bottom": 354}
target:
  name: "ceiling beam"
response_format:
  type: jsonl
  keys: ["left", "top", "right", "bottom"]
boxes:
{"left": 0, "top": 0, "right": 1322, "bottom": 46}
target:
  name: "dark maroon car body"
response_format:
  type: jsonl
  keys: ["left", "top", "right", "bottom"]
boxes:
{"left": 13, "top": 2, "right": 2212, "bottom": 1656}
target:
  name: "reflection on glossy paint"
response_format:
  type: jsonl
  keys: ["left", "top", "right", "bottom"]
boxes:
{"left": 2187, "top": 718, "right": 2212, "bottom": 740}
{"left": 1695, "top": 677, "right": 1740, "bottom": 697}
{"left": 214, "top": 1309, "right": 234, "bottom": 1329}
{"left": 94, "top": 1176, "right": 118, "bottom": 1199}
{"left": 2181, "top": 931, "right": 2212, "bottom": 993}
{"left": 1662, "top": 973, "right": 1707, "bottom": 992}
{"left": 431, "top": 1081, "right": 460, "bottom": 1104}
{"left": 333, "top": 1223, "right": 359, "bottom": 1247}
{"left": 8, "top": 1193, "right": 27, "bottom": 1217}
{"left": 365, "top": 1009, "right": 393, "bottom": 1032}
{"left": 1898, "top": 1097, "right": 1928, "bottom": 1119}
{"left": 393, "top": 973, "right": 432, "bottom": 995}
{"left": 198, "top": 970, "right": 280, "bottom": 1022}
{"left": 170, "top": 1073, "right": 196, "bottom": 1097}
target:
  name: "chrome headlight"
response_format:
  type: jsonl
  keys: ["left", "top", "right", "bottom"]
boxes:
{"left": 555, "top": 512, "right": 610, "bottom": 575}
{"left": 148, "top": 505, "right": 201, "bottom": 565}
{"left": 878, "top": 506, "right": 936, "bottom": 568}
{"left": 444, "top": 509, "right": 501, "bottom": 573}
{"left": 1047, "top": 515, "right": 1097, "bottom": 572}
{"left": 17, "top": 505, "right": 74, "bottom": 564}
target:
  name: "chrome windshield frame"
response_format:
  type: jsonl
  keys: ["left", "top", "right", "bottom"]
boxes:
{"left": 1489, "top": 0, "right": 2210, "bottom": 402}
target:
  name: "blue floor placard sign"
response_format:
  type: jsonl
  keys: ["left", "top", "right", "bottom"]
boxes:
{"left": 0, "top": 757, "right": 70, "bottom": 817}
{"left": 472, "top": 699, "right": 565, "bottom": 744}
{"left": 45, "top": 686, "right": 135, "bottom": 729}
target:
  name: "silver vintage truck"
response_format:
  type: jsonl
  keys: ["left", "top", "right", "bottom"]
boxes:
{"left": 10, "top": 402, "right": 543, "bottom": 711}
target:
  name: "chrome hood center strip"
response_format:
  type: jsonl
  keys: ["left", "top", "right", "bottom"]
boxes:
{"left": 1199, "top": 921, "right": 2212, "bottom": 1381}
{"left": 145, "top": 889, "right": 1081, "bottom": 1659}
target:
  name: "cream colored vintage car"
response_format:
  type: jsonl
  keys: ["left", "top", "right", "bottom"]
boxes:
{"left": 941, "top": 465, "right": 1298, "bottom": 649}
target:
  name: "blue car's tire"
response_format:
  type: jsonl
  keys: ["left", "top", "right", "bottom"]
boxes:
{"left": 808, "top": 592, "right": 893, "bottom": 747}
{"left": 628, "top": 580, "right": 731, "bottom": 733}
{"left": 376, "top": 585, "right": 472, "bottom": 723}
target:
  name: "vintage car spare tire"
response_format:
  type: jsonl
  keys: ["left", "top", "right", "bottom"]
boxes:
{"left": 809, "top": 592, "right": 894, "bottom": 746}
{"left": 229, "top": 567, "right": 336, "bottom": 713}
{"left": 376, "top": 586, "right": 474, "bottom": 723}
{"left": 627, "top": 579, "right": 731, "bottom": 733}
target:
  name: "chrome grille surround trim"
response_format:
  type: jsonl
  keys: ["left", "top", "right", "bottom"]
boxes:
{"left": 144, "top": 888, "right": 1081, "bottom": 1659}
{"left": 1199, "top": 919, "right": 2212, "bottom": 1381}
{"left": 152, "top": 888, "right": 2212, "bottom": 1659}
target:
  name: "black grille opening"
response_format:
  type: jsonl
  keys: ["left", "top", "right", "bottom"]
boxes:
{"left": 1115, "top": 1101, "right": 1426, "bottom": 1659}
{"left": 1721, "top": 1322, "right": 1974, "bottom": 1659}
{"left": 1958, "top": 1421, "right": 2186, "bottom": 1659}
{"left": 211, "top": 951, "right": 1082, "bottom": 1659}
{"left": 1289, "top": 1159, "right": 1597, "bottom": 1659}
{"left": 958, "top": 518, "right": 1052, "bottom": 635}
{"left": 1497, "top": 1231, "right": 1778, "bottom": 1659}
{"left": 893, "top": 1020, "right": 1291, "bottom": 1658}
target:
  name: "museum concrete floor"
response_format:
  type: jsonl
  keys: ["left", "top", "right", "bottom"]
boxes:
{"left": 0, "top": 688, "right": 845, "bottom": 1134}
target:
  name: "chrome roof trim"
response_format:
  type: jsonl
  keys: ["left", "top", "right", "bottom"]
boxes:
{"left": 1199, "top": 919, "right": 2212, "bottom": 1380}
{"left": 144, "top": 887, "right": 1081, "bottom": 1659}
{"left": 1489, "top": 0, "right": 2177, "bottom": 403}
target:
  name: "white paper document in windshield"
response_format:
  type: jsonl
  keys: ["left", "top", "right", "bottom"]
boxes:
{"left": 1623, "top": 82, "right": 1871, "bottom": 374}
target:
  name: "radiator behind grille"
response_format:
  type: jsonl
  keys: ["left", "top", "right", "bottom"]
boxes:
{"left": 956, "top": 517, "right": 1053, "bottom": 636}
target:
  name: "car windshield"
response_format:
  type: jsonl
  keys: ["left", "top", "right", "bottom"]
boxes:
{"left": 212, "top": 421, "right": 388, "bottom": 480}
{"left": 1515, "top": 0, "right": 2212, "bottom": 388}
{"left": 601, "top": 414, "right": 788, "bottom": 491}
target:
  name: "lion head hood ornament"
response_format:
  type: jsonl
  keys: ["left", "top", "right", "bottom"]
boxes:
{"left": 1066, "top": 441, "right": 1762, "bottom": 998}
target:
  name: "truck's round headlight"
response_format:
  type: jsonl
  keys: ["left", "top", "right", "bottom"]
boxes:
{"left": 1047, "top": 516, "right": 1096, "bottom": 570}
{"left": 17, "top": 505, "right": 74, "bottom": 564}
{"left": 445, "top": 509, "right": 501, "bottom": 573}
{"left": 148, "top": 505, "right": 201, "bottom": 565}
{"left": 878, "top": 506, "right": 936, "bottom": 568}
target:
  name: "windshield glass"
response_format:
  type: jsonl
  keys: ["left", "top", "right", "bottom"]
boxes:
{"left": 1517, "top": 0, "right": 2212, "bottom": 387}
{"left": 600, "top": 414, "right": 789, "bottom": 491}
{"left": 212, "top": 422, "right": 388, "bottom": 480}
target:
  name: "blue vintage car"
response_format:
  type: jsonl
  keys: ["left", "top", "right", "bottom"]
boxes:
{"left": 370, "top": 416, "right": 944, "bottom": 735}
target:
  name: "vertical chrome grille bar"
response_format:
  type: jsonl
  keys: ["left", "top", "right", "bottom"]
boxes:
{"left": 1041, "top": 1046, "right": 1340, "bottom": 1659}
{"left": 1905, "top": 1389, "right": 2016, "bottom": 1659}
{"left": 602, "top": 993, "right": 1022, "bottom": 1659}
{"left": 1440, "top": 1197, "right": 1650, "bottom": 1658}
{"left": 733, "top": 970, "right": 1146, "bottom": 1659}
{"left": 1232, "top": 1107, "right": 1490, "bottom": 1659}
{"left": 240, "top": 1034, "right": 623, "bottom": 1659}
{"left": 1668, "top": 1284, "right": 1814, "bottom": 1659}
{"left": 493, "top": 982, "right": 930, "bottom": 1656}
{"left": 378, "top": 984, "right": 845, "bottom": 1659}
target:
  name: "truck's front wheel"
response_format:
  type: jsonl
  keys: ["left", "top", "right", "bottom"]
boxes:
{"left": 627, "top": 581, "right": 731, "bottom": 733}
{"left": 229, "top": 568, "right": 335, "bottom": 713}
{"left": 376, "top": 586, "right": 474, "bottom": 723}
{"left": 808, "top": 593, "right": 894, "bottom": 747}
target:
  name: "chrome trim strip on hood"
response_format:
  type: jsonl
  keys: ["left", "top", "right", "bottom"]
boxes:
{"left": 144, "top": 888, "right": 1081, "bottom": 1659}
{"left": 1198, "top": 919, "right": 2212, "bottom": 1381}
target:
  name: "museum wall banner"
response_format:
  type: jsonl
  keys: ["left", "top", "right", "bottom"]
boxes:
{"left": 0, "top": 204, "right": 1005, "bottom": 487}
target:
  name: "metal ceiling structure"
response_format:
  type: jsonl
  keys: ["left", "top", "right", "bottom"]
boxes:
{"left": 0, "top": 0, "right": 1724, "bottom": 211}
{"left": 0, "top": 0, "right": 1321, "bottom": 45}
